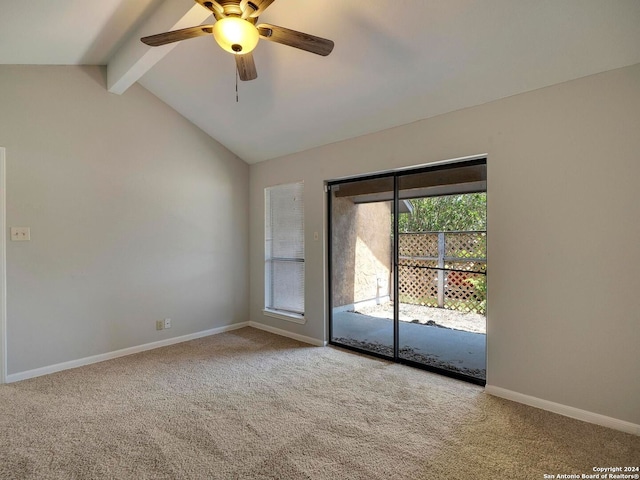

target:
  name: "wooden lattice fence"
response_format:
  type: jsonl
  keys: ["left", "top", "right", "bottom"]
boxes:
{"left": 398, "top": 231, "right": 486, "bottom": 314}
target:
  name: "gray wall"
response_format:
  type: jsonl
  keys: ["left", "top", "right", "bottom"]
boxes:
{"left": 249, "top": 63, "right": 640, "bottom": 425}
{"left": 0, "top": 65, "right": 249, "bottom": 374}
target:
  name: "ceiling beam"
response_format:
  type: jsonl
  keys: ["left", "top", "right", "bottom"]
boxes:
{"left": 107, "top": 0, "right": 211, "bottom": 95}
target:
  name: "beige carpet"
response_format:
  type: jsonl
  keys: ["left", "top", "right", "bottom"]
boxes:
{"left": 0, "top": 327, "right": 637, "bottom": 479}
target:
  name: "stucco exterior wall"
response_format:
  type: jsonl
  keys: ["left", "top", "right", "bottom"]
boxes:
{"left": 331, "top": 197, "right": 391, "bottom": 308}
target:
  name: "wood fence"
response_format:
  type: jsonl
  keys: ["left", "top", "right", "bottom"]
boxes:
{"left": 398, "top": 231, "right": 486, "bottom": 314}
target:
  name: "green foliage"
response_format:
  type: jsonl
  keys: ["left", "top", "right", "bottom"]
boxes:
{"left": 395, "top": 192, "right": 488, "bottom": 314}
{"left": 398, "top": 193, "right": 486, "bottom": 232}
{"left": 466, "top": 276, "right": 487, "bottom": 314}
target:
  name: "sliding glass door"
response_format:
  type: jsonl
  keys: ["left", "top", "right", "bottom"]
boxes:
{"left": 329, "top": 160, "right": 487, "bottom": 384}
{"left": 396, "top": 167, "right": 487, "bottom": 381}
{"left": 329, "top": 176, "right": 395, "bottom": 358}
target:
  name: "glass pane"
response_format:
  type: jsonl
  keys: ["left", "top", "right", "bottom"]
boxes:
{"left": 265, "top": 182, "right": 305, "bottom": 315}
{"left": 330, "top": 177, "right": 395, "bottom": 357}
{"left": 266, "top": 182, "right": 304, "bottom": 259}
{"left": 269, "top": 260, "right": 304, "bottom": 314}
{"left": 397, "top": 172, "right": 487, "bottom": 381}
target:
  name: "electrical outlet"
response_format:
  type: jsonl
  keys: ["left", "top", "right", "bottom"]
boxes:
{"left": 11, "top": 227, "right": 30, "bottom": 241}
{"left": 164, "top": 318, "right": 171, "bottom": 329}
{"left": 156, "top": 320, "right": 164, "bottom": 331}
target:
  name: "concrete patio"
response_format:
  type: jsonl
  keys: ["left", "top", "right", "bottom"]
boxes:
{"left": 332, "top": 310, "right": 486, "bottom": 379}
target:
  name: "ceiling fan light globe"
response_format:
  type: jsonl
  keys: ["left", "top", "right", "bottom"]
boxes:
{"left": 212, "top": 17, "right": 259, "bottom": 54}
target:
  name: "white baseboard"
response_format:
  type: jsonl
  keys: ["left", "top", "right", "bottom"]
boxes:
{"left": 485, "top": 385, "right": 640, "bottom": 436}
{"left": 249, "top": 321, "right": 326, "bottom": 347}
{"left": 6, "top": 322, "right": 249, "bottom": 383}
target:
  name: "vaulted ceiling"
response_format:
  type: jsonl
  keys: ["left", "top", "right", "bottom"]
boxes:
{"left": 2, "top": 0, "right": 640, "bottom": 164}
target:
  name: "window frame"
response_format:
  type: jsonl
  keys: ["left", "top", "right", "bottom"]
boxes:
{"left": 263, "top": 181, "right": 305, "bottom": 323}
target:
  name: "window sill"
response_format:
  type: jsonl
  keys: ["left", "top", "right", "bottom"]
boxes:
{"left": 262, "top": 309, "right": 306, "bottom": 325}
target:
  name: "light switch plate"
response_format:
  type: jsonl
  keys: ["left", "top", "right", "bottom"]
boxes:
{"left": 10, "top": 227, "right": 30, "bottom": 241}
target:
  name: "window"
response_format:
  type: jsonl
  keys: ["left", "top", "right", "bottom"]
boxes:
{"left": 264, "top": 181, "right": 304, "bottom": 320}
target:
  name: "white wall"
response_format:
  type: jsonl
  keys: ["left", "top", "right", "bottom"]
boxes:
{"left": 249, "top": 63, "right": 640, "bottom": 425}
{"left": 0, "top": 66, "right": 249, "bottom": 375}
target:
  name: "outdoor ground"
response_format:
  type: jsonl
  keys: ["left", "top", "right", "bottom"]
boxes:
{"left": 355, "top": 302, "right": 486, "bottom": 334}
{"left": 332, "top": 302, "right": 487, "bottom": 380}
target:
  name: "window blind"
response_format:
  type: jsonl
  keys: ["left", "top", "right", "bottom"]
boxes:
{"left": 265, "top": 182, "right": 305, "bottom": 315}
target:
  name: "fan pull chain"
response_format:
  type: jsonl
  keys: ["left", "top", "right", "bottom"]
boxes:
{"left": 235, "top": 68, "right": 239, "bottom": 103}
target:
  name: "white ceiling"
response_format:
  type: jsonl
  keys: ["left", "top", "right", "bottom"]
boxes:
{"left": 2, "top": 0, "right": 640, "bottom": 164}
{"left": 0, "top": 0, "right": 165, "bottom": 64}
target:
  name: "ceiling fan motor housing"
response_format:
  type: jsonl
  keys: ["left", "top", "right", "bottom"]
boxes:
{"left": 217, "top": 0, "right": 243, "bottom": 17}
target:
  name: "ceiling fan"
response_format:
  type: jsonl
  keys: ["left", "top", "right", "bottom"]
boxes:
{"left": 141, "top": 0, "right": 334, "bottom": 81}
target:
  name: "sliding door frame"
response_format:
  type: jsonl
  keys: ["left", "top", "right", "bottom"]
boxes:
{"left": 0, "top": 148, "right": 6, "bottom": 384}
{"left": 326, "top": 157, "right": 487, "bottom": 386}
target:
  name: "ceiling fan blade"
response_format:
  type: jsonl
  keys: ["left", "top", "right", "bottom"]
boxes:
{"left": 235, "top": 53, "right": 258, "bottom": 81}
{"left": 194, "top": 0, "right": 225, "bottom": 19}
{"left": 257, "top": 23, "right": 334, "bottom": 56}
{"left": 240, "top": 0, "right": 276, "bottom": 18}
{"left": 141, "top": 25, "right": 214, "bottom": 47}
